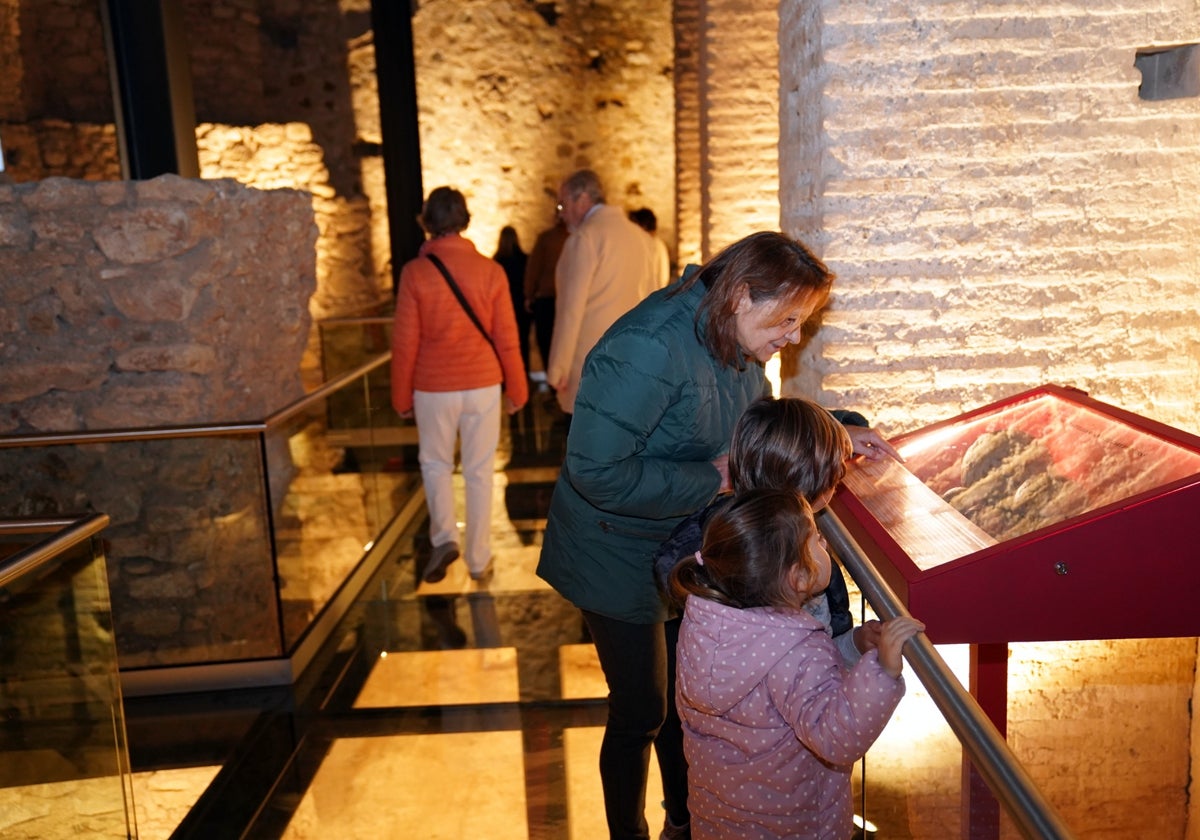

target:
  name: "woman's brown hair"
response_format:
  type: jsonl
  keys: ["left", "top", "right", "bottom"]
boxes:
{"left": 675, "top": 231, "right": 834, "bottom": 368}
{"left": 419, "top": 186, "right": 470, "bottom": 237}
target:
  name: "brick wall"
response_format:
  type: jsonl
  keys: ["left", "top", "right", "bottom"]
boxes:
{"left": 672, "top": 0, "right": 702, "bottom": 268}
{"left": 779, "top": 1, "right": 1200, "bottom": 441}
{"left": 684, "top": 0, "right": 780, "bottom": 260}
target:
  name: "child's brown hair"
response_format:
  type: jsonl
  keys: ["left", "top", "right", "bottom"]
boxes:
{"left": 670, "top": 488, "right": 821, "bottom": 610}
{"left": 728, "top": 397, "right": 853, "bottom": 500}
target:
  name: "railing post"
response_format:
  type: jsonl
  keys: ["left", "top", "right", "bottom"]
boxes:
{"left": 965, "top": 642, "right": 1009, "bottom": 839}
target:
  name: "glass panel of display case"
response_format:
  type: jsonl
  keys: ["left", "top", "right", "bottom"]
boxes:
{"left": 0, "top": 529, "right": 138, "bottom": 839}
{"left": 842, "top": 390, "right": 1200, "bottom": 570}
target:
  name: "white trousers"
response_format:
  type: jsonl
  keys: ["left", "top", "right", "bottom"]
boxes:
{"left": 412, "top": 385, "right": 500, "bottom": 573}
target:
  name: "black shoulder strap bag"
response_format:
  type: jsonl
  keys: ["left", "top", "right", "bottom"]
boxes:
{"left": 425, "top": 253, "right": 505, "bottom": 386}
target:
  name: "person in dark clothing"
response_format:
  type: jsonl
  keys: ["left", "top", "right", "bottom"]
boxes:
{"left": 523, "top": 218, "right": 568, "bottom": 380}
{"left": 495, "top": 225, "right": 531, "bottom": 374}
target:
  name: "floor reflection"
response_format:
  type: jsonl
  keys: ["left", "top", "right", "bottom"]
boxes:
{"left": 281, "top": 731, "right": 530, "bottom": 840}
{"left": 354, "top": 648, "right": 521, "bottom": 708}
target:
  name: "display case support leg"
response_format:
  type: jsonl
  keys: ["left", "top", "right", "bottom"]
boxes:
{"left": 963, "top": 642, "right": 1008, "bottom": 839}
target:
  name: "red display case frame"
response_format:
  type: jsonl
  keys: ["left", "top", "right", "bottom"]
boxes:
{"left": 831, "top": 383, "right": 1200, "bottom": 645}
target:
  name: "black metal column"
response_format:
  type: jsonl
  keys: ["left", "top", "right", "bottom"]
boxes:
{"left": 370, "top": 0, "right": 426, "bottom": 294}
{"left": 101, "top": 0, "right": 200, "bottom": 180}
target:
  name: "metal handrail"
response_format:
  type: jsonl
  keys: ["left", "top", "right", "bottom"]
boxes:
{"left": 818, "top": 509, "right": 1076, "bottom": 840}
{"left": 263, "top": 352, "right": 390, "bottom": 425}
{"left": 0, "top": 353, "right": 392, "bottom": 449}
{"left": 0, "top": 513, "right": 111, "bottom": 591}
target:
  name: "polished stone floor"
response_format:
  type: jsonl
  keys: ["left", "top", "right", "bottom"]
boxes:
{"left": 120, "top": 389, "right": 679, "bottom": 839}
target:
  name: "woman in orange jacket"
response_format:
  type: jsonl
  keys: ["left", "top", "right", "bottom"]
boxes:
{"left": 391, "top": 187, "right": 529, "bottom": 583}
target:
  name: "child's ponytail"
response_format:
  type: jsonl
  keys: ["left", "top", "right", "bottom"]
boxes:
{"left": 672, "top": 488, "right": 820, "bottom": 611}
{"left": 669, "top": 550, "right": 739, "bottom": 608}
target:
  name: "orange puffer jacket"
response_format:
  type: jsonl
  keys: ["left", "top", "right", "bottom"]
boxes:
{"left": 390, "top": 233, "right": 529, "bottom": 414}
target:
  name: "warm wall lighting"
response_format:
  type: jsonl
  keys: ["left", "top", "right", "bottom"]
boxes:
{"left": 766, "top": 354, "right": 781, "bottom": 396}
{"left": 853, "top": 813, "right": 879, "bottom": 836}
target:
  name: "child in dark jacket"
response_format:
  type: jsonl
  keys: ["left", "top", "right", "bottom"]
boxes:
{"left": 654, "top": 397, "right": 893, "bottom": 662}
{"left": 671, "top": 488, "right": 923, "bottom": 839}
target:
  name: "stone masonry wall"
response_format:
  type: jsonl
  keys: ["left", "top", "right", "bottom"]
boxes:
{"left": 1, "top": 0, "right": 679, "bottom": 380}
{"left": 672, "top": 0, "right": 702, "bottom": 269}
{"left": 185, "top": 0, "right": 386, "bottom": 384}
{"left": 0, "top": 0, "right": 111, "bottom": 124}
{"left": 0, "top": 0, "right": 387, "bottom": 390}
{"left": 777, "top": 2, "right": 1200, "bottom": 837}
{"left": 0, "top": 175, "right": 316, "bottom": 431}
{"left": 672, "top": 0, "right": 781, "bottom": 265}
{"left": 0, "top": 0, "right": 119, "bottom": 179}
{"left": 0, "top": 175, "right": 318, "bottom": 668}
{"left": 411, "top": 0, "right": 676, "bottom": 268}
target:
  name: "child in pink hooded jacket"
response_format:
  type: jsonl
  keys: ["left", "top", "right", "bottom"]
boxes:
{"left": 671, "top": 488, "right": 923, "bottom": 839}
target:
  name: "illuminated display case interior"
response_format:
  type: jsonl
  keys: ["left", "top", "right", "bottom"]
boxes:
{"left": 841, "top": 390, "right": 1200, "bottom": 571}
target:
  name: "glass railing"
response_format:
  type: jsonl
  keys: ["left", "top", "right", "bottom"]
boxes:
{"left": 0, "top": 514, "right": 138, "bottom": 840}
{"left": 0, "top": 350, "right": 423, "bottom": 695}
{"left": 819, "top": 510, "right": 1076, "bottom": 839}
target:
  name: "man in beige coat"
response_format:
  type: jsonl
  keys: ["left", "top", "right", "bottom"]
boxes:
{"left": 548, "top": 169, "right": 658, "bottom": 417}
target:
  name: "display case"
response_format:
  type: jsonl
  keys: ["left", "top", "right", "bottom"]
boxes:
{"left": 831, "top": 384, "right": 1200, "bottom": 644}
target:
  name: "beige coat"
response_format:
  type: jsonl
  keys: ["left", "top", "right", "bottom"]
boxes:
{"left": 548, "top": 203, "right": 658, "bottom": 412}
{"left": 651, "top": 233, "right": 672, "bottom": 288}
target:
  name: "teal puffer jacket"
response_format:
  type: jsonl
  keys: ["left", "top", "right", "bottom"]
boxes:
{"left": 536, "top": 279, "right": 770, "bottom": 623}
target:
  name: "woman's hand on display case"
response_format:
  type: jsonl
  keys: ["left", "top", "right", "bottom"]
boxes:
{"left": 846, "top": 425, "right": 903, "bottom": 463}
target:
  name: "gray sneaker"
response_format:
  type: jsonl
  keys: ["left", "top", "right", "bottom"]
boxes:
{"left": 423, "top": 541, "right": 460, "bottom": 583}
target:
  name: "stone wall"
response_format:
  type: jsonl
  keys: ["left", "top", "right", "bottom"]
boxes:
{"left": 0, "top": 0, "right": 119, "bottom": 179}
{"left": 0, "top": 175, "right": 316, "bottom": 431}
{"left": 0, "top": 0, "right": 678, "bottom": 378}
{"left": 0, "top": 0, "right": 111, "bottom": 124}
{"left": 181, "top": 0, "right": 387, "bottom": 383}
{"left": 0, "top": 175, "right": 319, "bottom": 668}
{"left": 696, "top": 0, "right": 781, "bottom": 256}
{"left": 195, "top": 122, "right": 380, "bottom": 326}
{"left": 672, "top": 0, "right": 780, "bottom": 265}
{"left": 0, "top": 121, "right": 120, "bottom": 180}
{"left": 672, "top": 0, "right": 702, "bottom": 269}
{"left": 0, "top": 0, "right": 387, "bottom": 389}
{"left": 410, "top": 0, "right": 676, "bottom": 266}
{"left": 863, "top": 636, "right": 1198, "bottom": 838}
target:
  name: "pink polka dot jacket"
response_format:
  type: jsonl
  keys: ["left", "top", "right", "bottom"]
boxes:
{"left": 677, "top": 595, "right": 905, "bottom": 839}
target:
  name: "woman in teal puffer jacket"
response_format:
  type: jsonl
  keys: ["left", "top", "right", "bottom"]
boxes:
{"left": 538, "top": 231, "right": 894, "bottom": 840}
